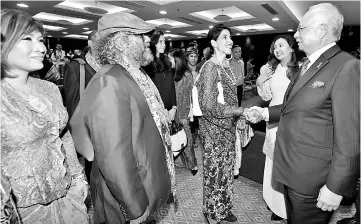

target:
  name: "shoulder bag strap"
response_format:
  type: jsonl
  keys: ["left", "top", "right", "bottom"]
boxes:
{"left": 73, "top": 58, "right": 86, "bottom": 100}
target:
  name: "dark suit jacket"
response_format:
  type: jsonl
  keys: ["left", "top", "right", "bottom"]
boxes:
{"left": 69, "top": 65, "right": 171, "bottom": 224}
{"left": 270, "top": 45, "right": 360, "bottom": 197}
{"left": 63, "top": 58, "right": 96, "bottom": 119}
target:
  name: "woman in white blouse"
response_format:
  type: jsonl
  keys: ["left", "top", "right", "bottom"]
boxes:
{"left": 256, "top": 35, "right": 302, "bottom": 221}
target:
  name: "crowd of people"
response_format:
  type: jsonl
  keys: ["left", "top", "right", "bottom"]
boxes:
{"left": 1, "top": 2, "right": 359, "bottom": 224}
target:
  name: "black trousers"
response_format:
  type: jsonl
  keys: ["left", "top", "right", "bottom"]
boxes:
{"left": 237, "top": 85, "right": 243, "bottom": 107}
{"left": 284, "top": 186, "right": 334, "bottom": 224}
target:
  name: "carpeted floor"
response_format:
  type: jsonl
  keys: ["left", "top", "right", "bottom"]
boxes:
{"left": 89, "top": 139, "right": 356, "bottom": 224}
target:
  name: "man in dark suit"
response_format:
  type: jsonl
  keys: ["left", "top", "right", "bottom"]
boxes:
{"left": 246, "top": 3, "right": 360, "bottom": 224}
{"left": 69, "top": 12, "right": 173, "bottom": 224}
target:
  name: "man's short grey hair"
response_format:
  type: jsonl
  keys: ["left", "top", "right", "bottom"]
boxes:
{"left": 308, "top": 3, "right": 344, "bottom": 41}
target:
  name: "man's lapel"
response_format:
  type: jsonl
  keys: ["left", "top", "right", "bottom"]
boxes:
{"left": 283, "top": 45, "right": 341, "bottom": 109}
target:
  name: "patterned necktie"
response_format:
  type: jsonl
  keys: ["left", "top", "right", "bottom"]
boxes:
{"left": 300, "top": 57, "right": 310, "bottom": 77}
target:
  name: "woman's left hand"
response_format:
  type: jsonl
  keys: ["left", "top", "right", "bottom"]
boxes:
{"left": 168, "top": 108, "right": 176, "bottom": 121}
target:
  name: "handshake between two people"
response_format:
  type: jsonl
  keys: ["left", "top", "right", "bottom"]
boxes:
{"left": 243, "top": 106, "right": 268, "bottom": 124}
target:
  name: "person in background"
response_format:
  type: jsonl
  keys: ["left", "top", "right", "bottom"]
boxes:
{"left": 184, "top": 41, "right": 202, "bottom": 150}
{"left": 63, "top": 30, "right": 101, "bottom": 120}
{"left": 230, "top": 45, "right": 245, "bottom": 106}
{"left": 64, "top": 55, "right": 71, "bottom": 63}
{"left": 69, "top": 12, "right": 175, "bottom": 224}
{"left": 143, "top": 30, "right": 177, "bottom": 121}
{"left": 1, "top": 9, "right": 88, "bottom": 224}
{"left": 197, "top": 46, "right": 211, "bottom": 70}
{"left": 63, "top": 30, "right": 102, "bottom": 196}
{"left": 170, "top": 47, "right": 198, "bottom": 176}
{"left": 51, "top": 43, "right": 66, "bottom": 62}
{"left": 195, "top": 23, "right": 245, "bottom": 223}
{"left": 67, "top": 49, "right": 74, "bottom": 59}
{"left": 246, "top": 56, "right": 255, "bottom": 80}
{"left": 255, "top": 34, "right": 302, "bottom": 221}
{"left": 248, "top": 3, "right": 360, "bottom": 224}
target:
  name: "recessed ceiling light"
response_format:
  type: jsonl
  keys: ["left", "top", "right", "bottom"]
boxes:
{"left": 83, "top": 27, "right": 89, "bottom": 30}
{"left": 168, "top": 39, "right": 172, "bottom": 41}
{"left": 209, "top": 25, "right": 214, "bottom": 29}
{"left": 33, "top": 12, "right": 92, "bottom": 25}
{"left": 48, "top": 35, "right": 52, "bottom": 37}
{"left": 62, "top": 32, "right": 68, "bottom": 34}
{"left": 287, "top": 29, "right": 294, "bottom": 32}
{"left": 272, "top": 17, "right": 279, "bottom": 21}
{"left": 236, "top": 33, "right": 241, "bottom": 36}
{"left": 159, "top": 10, "right": 167, "bottom": 15}
{"left": 17, "top": 3, "right": 29, "bottom": 8}
{"left": 197, "top": 37, "right": 201, "bottom": 39}
{"left": 43, "top": 24, "right": 67, "bottom": 31}
{"left": 64, "top": 34, "right": 88, "bottom": 39}
{"left": 165, "top": 30, "right": 171, "bottom": 33}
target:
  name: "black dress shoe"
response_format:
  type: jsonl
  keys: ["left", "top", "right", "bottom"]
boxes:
{"left": 223, "top": 211, "right": 237, "bottom": 222}
{"left": 337, "top": 217, "right": 359, "bottom": 224}
{"left": 191, "top": 169, "right": 198, "bottom": 176}
{"left": 271, "top": 213, "right": 283, "bottom": 221}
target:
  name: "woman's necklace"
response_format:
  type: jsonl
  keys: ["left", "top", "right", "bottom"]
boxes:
{"left": 211, "top": 55, "right": 237, "bottom": 85}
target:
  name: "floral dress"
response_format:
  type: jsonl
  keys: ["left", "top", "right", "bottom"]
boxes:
{"left": 196, "top": 60, "right": 243, "bottom": 222}
{"left": 1, "top": 78, "right": 88, "bottom": 224}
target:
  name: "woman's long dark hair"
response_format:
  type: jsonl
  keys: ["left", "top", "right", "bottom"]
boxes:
{"left": 267, "top": 34, "right": 302, "bottom": 79}
{"left": 148, "top": 30, "right": 172, "bottom": 76}
{"left": 170, "top": 49, "right": 188, "bottom": 82}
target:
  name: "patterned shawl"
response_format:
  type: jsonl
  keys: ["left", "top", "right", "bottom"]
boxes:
{"left": 118, "top": 57, "right": 176, "bottom": 197}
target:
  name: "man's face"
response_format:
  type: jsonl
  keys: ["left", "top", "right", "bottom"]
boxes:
{"left": 56, "top": 44, "right": 62, "bottom": 51}
{"left": 294, "top": 12, "right": 321, "bottom": 56}
{"left": 232, "top": 47, "right": 242, "bottom": 60}
{"left": 187, "top": 53, "right": 199, "bottom": 67}
{"left": 128, "top": 34, "right": 153, "bottom": 66}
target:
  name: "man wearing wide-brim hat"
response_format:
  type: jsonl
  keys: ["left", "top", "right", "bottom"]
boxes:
{"left": 69, "top": 12, "right": 176, "bottom": 224}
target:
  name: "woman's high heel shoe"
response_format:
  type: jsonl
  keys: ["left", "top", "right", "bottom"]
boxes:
{"left": 191, "top": 167, "right": 198, "bottom": 176}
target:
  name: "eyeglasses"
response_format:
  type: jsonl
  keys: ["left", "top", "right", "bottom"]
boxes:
{"left": 297, "top": 24, "right": 318, "bottom": 33}
{"left": 297, "top": 25, "right": 309, "bottom": 33}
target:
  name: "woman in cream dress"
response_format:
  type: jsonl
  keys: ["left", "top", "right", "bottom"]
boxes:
{"left": 256, "top": 35, "right": 302, "bottom": 221}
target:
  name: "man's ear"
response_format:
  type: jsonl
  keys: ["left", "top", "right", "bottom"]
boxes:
{"left": 319, "top": 24, "right": 328, "bottom": 39}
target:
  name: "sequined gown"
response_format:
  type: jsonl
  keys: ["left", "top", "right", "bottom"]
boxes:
{"left": 195, "top": 60, "right": 242, "bottom": 222}
{"left": 1, "top": 78, "right": 88, "bottom": 224}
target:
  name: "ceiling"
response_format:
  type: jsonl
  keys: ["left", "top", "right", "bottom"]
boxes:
{"left": 2, "top": 1, "right": 360, "bottom": 41}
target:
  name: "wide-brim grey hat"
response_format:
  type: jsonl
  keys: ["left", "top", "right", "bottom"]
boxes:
{"left": 98, "top": 12, "right": 155, "bottom": 38}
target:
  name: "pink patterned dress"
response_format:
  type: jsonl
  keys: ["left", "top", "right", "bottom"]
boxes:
{"left": 1, "top": 78, "right": 88, "bottom": 224}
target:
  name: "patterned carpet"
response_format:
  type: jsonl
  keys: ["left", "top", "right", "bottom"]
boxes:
{"left": 89, "top": 140, "right": 356, "bottom": 224}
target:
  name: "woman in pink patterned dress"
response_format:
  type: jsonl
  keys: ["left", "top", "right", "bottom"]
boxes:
{"left": 1, "top": 9, "right": 88, "bottom": 224}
